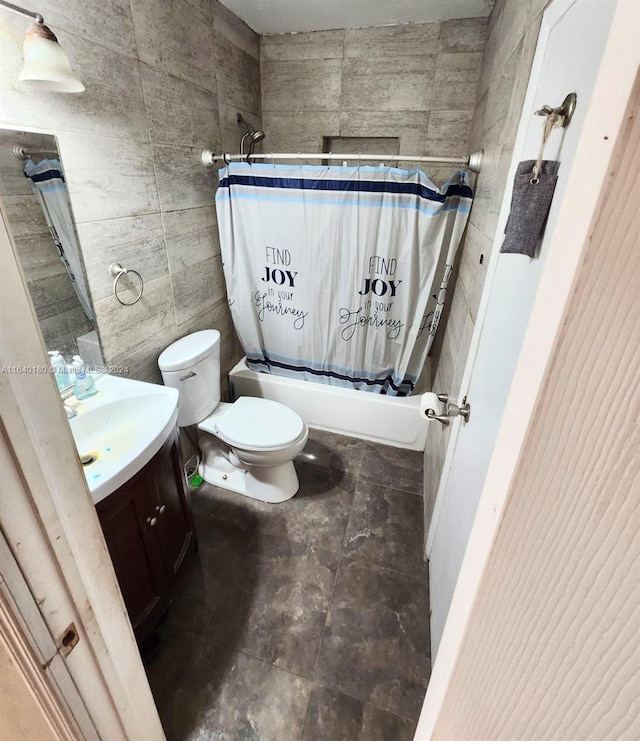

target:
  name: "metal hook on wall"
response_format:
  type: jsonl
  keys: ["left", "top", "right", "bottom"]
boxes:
{"left": 535, "top": 92, "right": 577, "bottom": 128}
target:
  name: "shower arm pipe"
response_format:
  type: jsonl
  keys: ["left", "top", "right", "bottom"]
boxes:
{"left": 0, "top": 0, "right": 44, "bottom": 23}
{"left": 201, "top": 149, "right": 484, "bottom": 173}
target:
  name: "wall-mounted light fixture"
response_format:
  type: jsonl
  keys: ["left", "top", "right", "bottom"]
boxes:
{"left": 0, "top": 0, "right": 85, "bottom": 93}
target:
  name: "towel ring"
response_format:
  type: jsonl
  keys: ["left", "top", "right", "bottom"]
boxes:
{"left": 110, "top": 263, "right": 144, "bottom": 306}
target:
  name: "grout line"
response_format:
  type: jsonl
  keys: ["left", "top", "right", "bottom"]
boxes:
{"left": 234, "top": 647, "right": 315, "bottom": 684}
{"left": 311, "top": 676, "right": 423, "bottom": 726}
{"left": 339, "top": 553, "right": 429, "bottom": 583}
{"left": 311, "top": 555, "right": 341, "bottom": 678}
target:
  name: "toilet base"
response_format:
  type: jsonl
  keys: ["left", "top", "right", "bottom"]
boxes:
{"left": 199, "top": 438, "right": 300, "bottom": 503}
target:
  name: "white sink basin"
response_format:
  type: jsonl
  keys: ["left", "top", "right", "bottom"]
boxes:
{"left": 67, "top": 375, "right": 179, "bottom": 504}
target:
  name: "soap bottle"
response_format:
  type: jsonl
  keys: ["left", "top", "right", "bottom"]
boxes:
{"left": 71, "top": 355, "right": 98, "bottom": 400}
{"left": 48, "top": 351, "right": 71, "bottom": 391}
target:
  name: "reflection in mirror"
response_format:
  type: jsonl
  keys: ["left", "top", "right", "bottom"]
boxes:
{"left": 0, "top": 129, "right": 103, "bottom": 367}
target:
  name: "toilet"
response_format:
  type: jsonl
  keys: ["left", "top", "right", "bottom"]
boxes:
{"left": 158, "top": 330, "right": 308, "bottom": 503}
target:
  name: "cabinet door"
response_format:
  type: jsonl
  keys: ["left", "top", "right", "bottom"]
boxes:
{"left": 96, "top": 472, "right": 169, "bottom": 641}
{"left": 148, "top": 431, "right": 194, "bottom": 585}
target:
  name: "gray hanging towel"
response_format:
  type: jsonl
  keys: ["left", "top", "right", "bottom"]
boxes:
{"left": 500, "top": 159, "right": 560, "bottom": 258}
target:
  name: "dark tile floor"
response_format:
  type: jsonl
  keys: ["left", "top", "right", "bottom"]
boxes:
{"left": 145, "top": 428, "right": 430, "bottom": 741}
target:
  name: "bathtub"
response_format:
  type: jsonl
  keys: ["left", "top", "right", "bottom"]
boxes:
{"left": 228, "top": 358, "right": 431, "bottom": 450}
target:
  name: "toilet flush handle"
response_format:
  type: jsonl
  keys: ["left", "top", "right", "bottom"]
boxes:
{"left": 180, "top": 371, "right": 197, "bottom": 382}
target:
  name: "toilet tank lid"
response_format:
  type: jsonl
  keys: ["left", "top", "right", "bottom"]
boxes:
{"left": 158, "top": 329, "right": 220, "bottom": 372}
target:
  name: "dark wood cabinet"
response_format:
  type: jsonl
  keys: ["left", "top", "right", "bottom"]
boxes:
{"left": 96, "top": 427, "right": 196, "bottom": 642}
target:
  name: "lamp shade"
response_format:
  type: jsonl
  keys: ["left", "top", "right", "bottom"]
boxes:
{"left": 18, "top": 22, "right": 85, "bottom": 93}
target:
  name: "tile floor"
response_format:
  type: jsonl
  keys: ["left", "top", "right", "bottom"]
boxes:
{"left": 145, "top": 428, "right": 430, "bottom": 740}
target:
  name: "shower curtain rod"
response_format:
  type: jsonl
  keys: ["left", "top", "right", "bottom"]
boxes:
{"left": 12, "top": 144, "right": 58, "bottom": 159}
{"left": 201, "top": 149, "right": 483, "bottom": 173}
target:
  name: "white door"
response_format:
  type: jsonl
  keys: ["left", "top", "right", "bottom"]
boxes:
{"left": 427, "top": 0, "right": 617, "bottom": 656}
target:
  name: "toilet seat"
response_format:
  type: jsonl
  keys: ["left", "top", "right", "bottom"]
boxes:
{"left": 200, "top": 397, "right": 306, "bottom": 451}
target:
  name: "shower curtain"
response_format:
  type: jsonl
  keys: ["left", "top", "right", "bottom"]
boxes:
{"left": 23, "top": 158, "right": 94, "bottom": 321}
{"left": 216, "top": 162, "right": 472, "bottom": 395}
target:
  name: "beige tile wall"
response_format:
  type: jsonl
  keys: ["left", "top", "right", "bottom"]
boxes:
{"left": 260, "top": 19, "right": 487, "bottom": 183}
{"left": 423, "top": 0, "right": 552, "bottom": 535}
{"left": 0, "top": 0, "right": 259, "bottom": 383}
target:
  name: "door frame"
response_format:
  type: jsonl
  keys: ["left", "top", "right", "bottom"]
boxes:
{"left": 417, "top": 0, "right": 640, "bottom": 735}
{"left": 0, "top": 200, "right": 165, "bottom": 738}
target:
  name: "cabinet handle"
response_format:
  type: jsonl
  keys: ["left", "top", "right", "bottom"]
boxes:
{"left": 155, "top": 505, "right": 166, "bottom": 514}
{"left": 146, "top": 516, "right": 158, "bottom": 527}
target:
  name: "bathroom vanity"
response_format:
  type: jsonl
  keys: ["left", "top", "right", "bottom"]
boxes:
{"left": 64, "top": 373, "right": 196, "bottom": 643}
{"left": 95, "top": 427, "right": 196, "bottom": 643}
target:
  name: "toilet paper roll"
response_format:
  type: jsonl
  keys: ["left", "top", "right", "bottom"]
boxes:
{"left": 420, "top": 392, "right": 444, "bottom": 420}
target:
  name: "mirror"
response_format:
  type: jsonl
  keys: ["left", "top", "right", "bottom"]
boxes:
{"left": 0, "top": 128, "right": 104, "bottom": 368}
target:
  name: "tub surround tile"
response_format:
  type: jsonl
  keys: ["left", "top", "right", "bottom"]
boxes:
{"left": 438, "top": 17, "right": 489, "bottom": 53}
{"left": 162, "top": 206, "right": 220, "bottom": 273}
{"left": 262, "top": 111, "right": 341, "bottom": 152}
{"left": 341, "top": 58, "right": 436, "bottom": 113}
{"left": 339, "top": 110, "right": 431, "bottom": 161}
{"left": 435, "top": 52, "right": 484, "bottom": 83}
{"left": 458, "top": 221, "right": 493, "bottom": 324}
{"left": 140, "top": 64, "right": 220, "bottom": 149}
{"left": 496, "top": 0, "right": 532, "bottom": 62}
{"left": 130, "top": 0, "right": 216, "bottom": 92}
{"left": 217, "top": 101, "right": 263, "bottom": 153}
{"left": 430, "top": 80, "right": 481, "bottom": 111}
{"left": 11, "top": 233, "right": 62, "bottom": 283}
{"left": 29, "top": 273, "right": 85, "bottom": 320}
{"left": 2, "top": 195, "right": 50, "bottom": 239}
{"left": 426, "top": 110, "right": 475, "bottom": 157}
{"left": 21, "top": 0, "right": 137, "bottom": 57}
{"left": 93, "top": 274, "right": 174, "bottom": 362}
{"left": 359, "top": 443, "right": 423, "bottom": 495}
{"left": 76, "top": 214, "right": 168, "bottom": 301}
{"left": 215, "top": 31, "right": 262, "bottom": 113}
{"left": 468, "top": 89, "right": 488, "bottom": 151}
{"left": 115, "top": 296, "right": 237, "bottom": 385}
{"left": 59, "top": 135, "right": 160, "bottom": 223}
{"left": 302, "top": 686, "right": 417, "bottom": 741}
{"left": 261, "top": 59, "right": 343, "bottom": 113}
{"left": 315, "top": 558, "right": 430, "bottom": 721}
{"left": 39, "top": 307, "right": 93, "bottom": 359}
{"left": 344, "top": 23, "right": 440, "bottom": 58}
{"left": 171, "top": 254, "right": 226, "bottom": 326}
{"left": 213, "top": 0, "right": 260, "bottom": 60}
{"left": 151, "top": 144, "right": 219, "bottom": 213}
{"left": 484, "top": 40, "right": 522, "bottom": 133}
{"left": 262, "top": 30, "right": 345, "bottom": 62}
{"left": 343, "top": 482, "right": 427, "bottom": 576}
{"left": 162, "top": 648, "right": 313, "bottom": 741}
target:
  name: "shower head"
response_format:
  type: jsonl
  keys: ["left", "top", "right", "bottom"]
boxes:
{"left": 237, "top": 113, "right": 265, "bottom": 156}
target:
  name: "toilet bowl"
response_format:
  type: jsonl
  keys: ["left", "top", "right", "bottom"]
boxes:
{"left": 158, "top": 330, "right": 308, "bottom": 503}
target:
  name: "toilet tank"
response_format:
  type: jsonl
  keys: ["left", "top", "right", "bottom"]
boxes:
{"left": 158, "top": 330, "right": 221, "bottom": 427}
